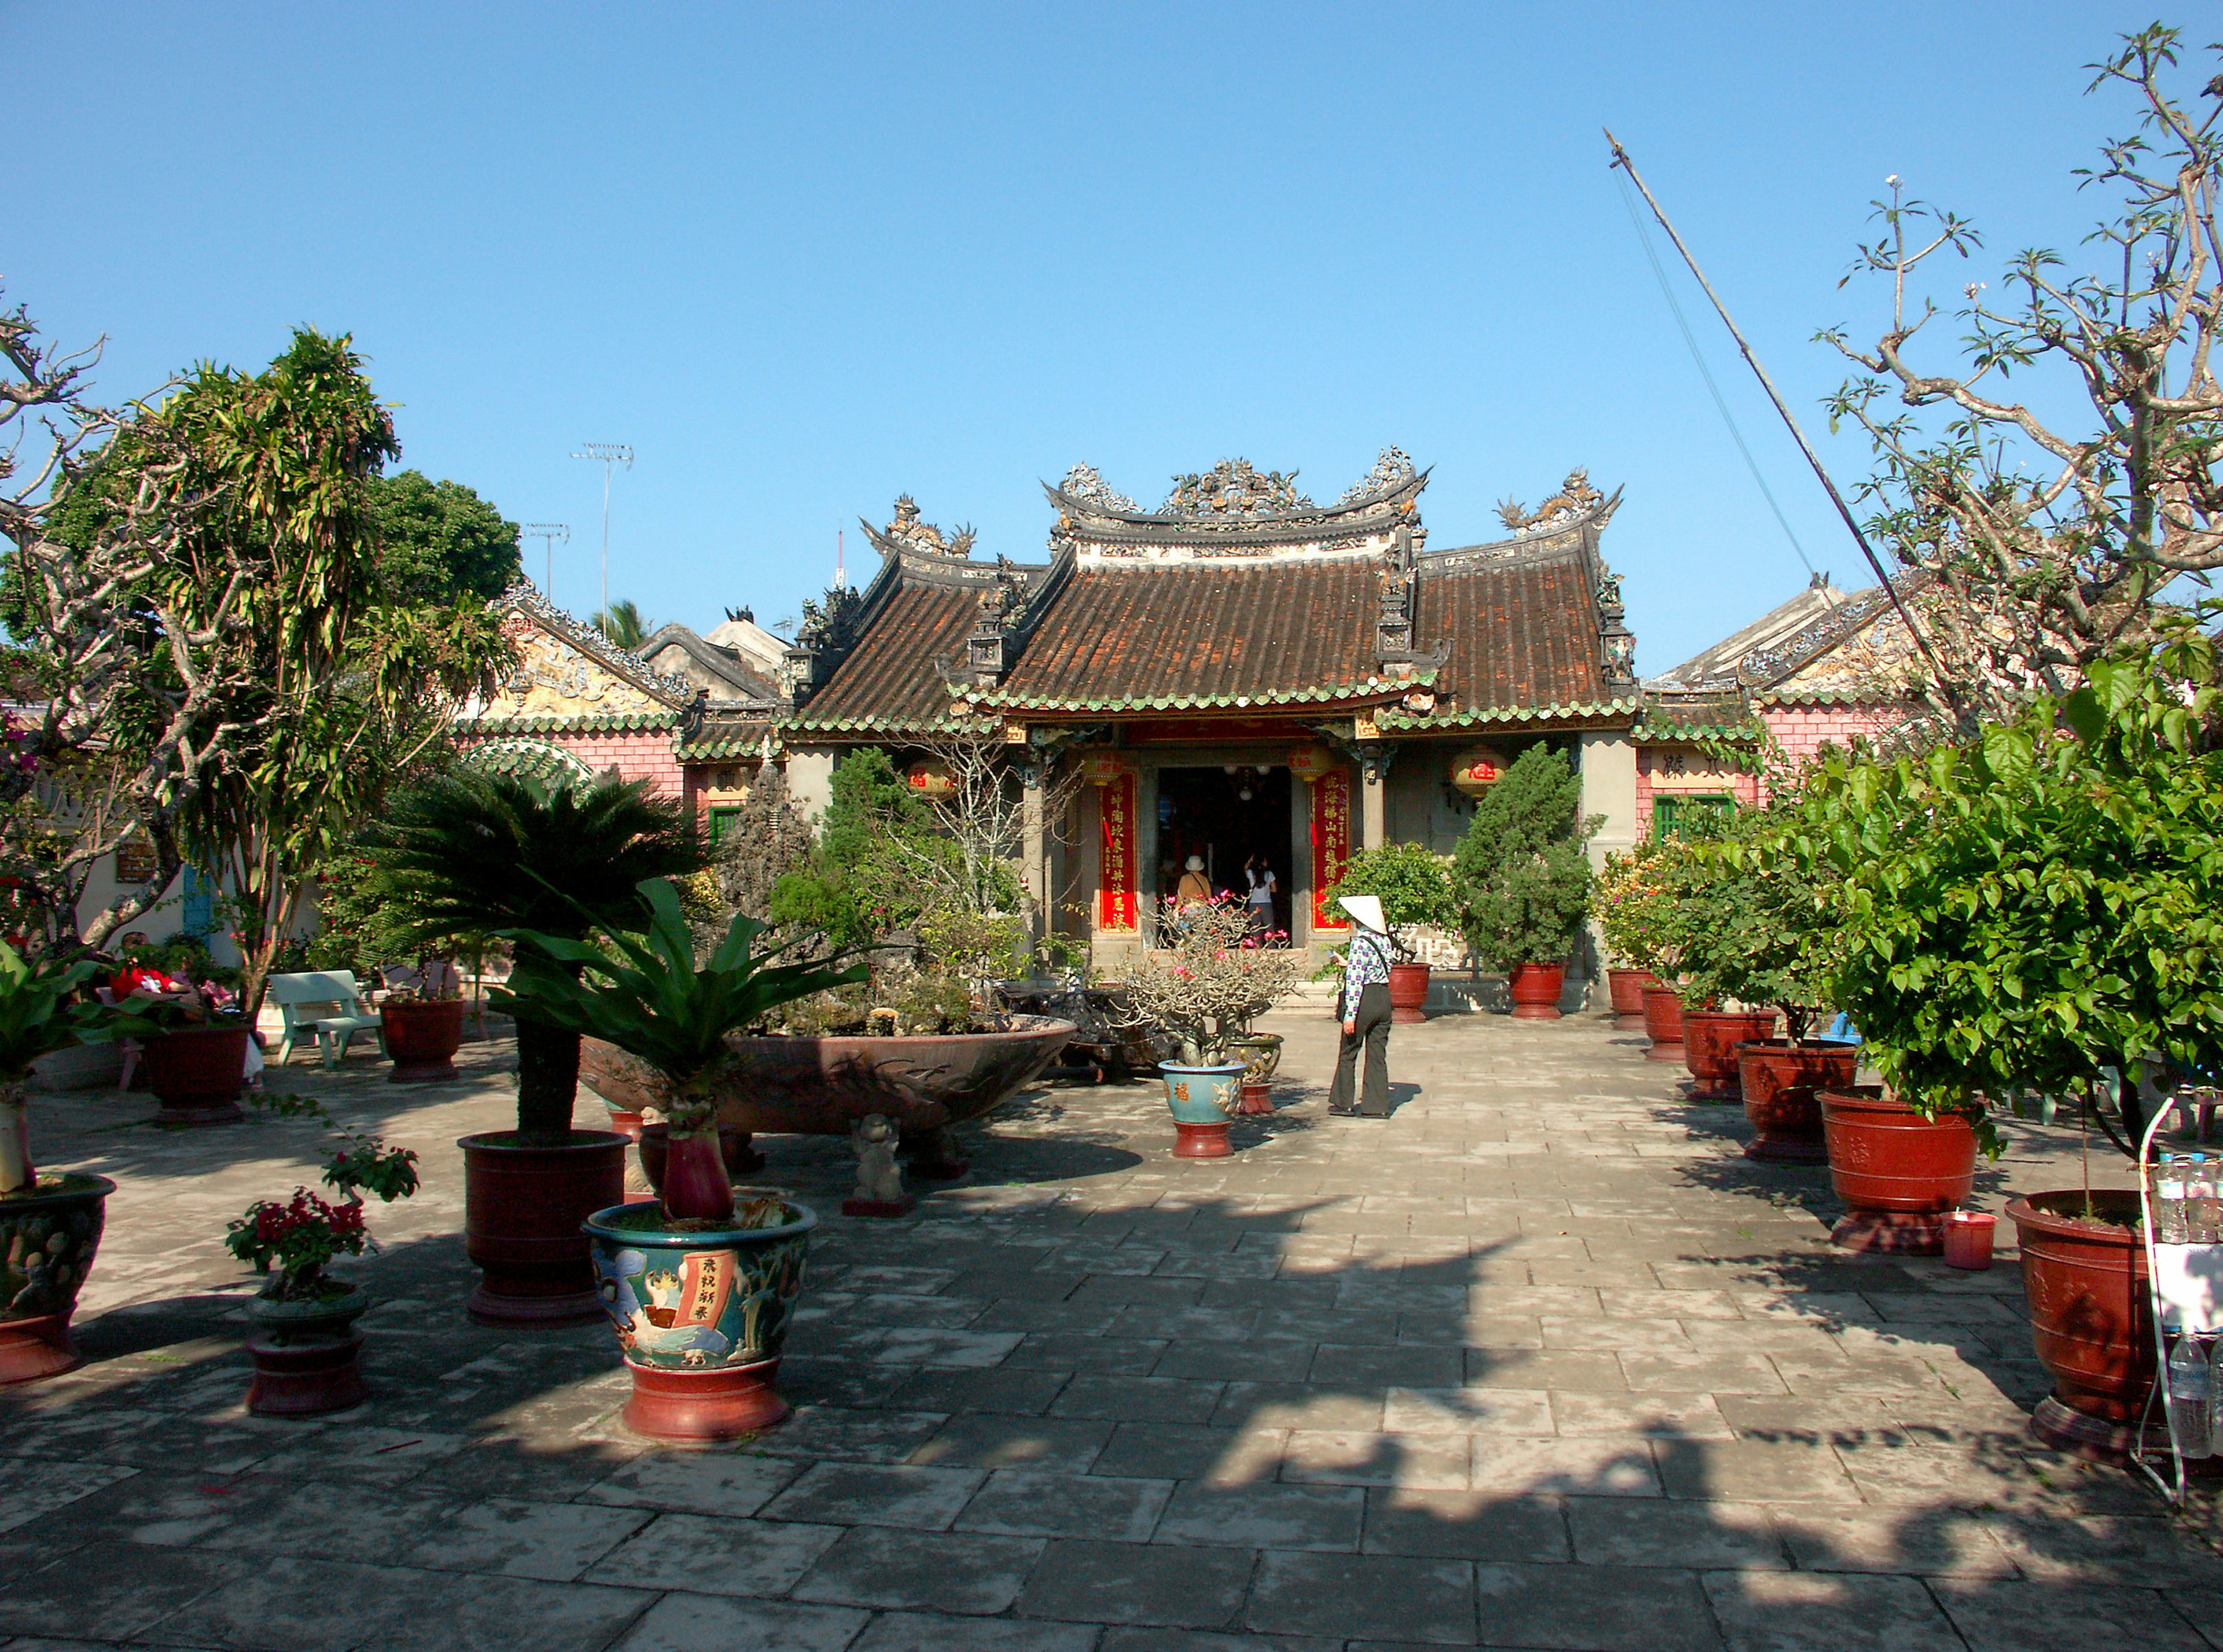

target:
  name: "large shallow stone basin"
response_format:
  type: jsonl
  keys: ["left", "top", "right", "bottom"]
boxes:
{"left": 578, "top": 1015, "right": 1076, "bottom": 1143}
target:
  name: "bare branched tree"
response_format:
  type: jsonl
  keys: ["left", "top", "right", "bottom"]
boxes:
{"left": 1820, "top": 25, "right": 2223, "bottom": 724}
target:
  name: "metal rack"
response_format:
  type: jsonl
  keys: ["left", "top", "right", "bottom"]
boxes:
{"left": 2132, "top": 1098, "right": 2223, "bottom": 1504}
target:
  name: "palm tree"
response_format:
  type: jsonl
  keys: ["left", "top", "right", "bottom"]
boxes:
{"left": 365, "top": 772, "right": 704, "bottom": 1140}
{"left": 590, "top": 600, "right": 654, "bottom": 651}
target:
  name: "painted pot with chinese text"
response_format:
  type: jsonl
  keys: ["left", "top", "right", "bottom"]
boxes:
{"left": 1159, "top": 1062, "right": 1244, "bottom": 1159}
{"left": 0, "top": 1172, "right": 113, "bottom": 1385}
{"left": 584, "top": 1192, "right": 817, "bottom": 1445}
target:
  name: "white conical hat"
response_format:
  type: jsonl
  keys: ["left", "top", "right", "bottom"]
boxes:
{"left": 1337, "top": 894, "right": 1386, "bottom": 933}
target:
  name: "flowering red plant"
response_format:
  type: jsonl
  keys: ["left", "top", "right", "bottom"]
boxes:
{"left": 225, "top": 1133, "right": 418, "bottom": 1300}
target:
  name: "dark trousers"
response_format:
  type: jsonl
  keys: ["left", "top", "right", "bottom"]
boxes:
{"left": 1329, "top": 982, "right": 1392, "bottom": 1117}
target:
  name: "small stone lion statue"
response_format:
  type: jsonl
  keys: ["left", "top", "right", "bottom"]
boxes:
{"left": 850, "top": 1113, "right": 905, "bottom": 1205}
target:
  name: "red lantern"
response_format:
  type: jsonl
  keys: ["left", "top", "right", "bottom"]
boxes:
{"left": 1286, "top": 744, "right": 1334, "bottom": 785}
{"left": 905, "top": 759, "right": 956, "bottom": 798}
{"left": 1450, "top": 747, "right": 1506, "bottom": 798}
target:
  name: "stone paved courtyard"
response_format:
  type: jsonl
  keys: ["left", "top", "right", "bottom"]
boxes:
{"left": 1, "top": 1001, "right": 2214, "bottom": 1651}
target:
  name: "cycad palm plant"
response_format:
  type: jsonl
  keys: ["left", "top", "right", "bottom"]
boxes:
{"left": 364, "top": 772, "right": 704, "bottom": 1139}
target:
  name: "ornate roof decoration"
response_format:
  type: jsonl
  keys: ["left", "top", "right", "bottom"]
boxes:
{"left": 1497, "top": 468, "right": 1608, "bottom": 536}
{"left": 872, "top": 494, "right": 977, "bottom": 560}
{"left": 1162, "top": 458, "right": 1314, "bottom": 517}
{"left": 1057, "top": 464, "right": 1138, "bottom": 515}
{"left": 489, "top": 582, "right": 698, "bottom": 704}
{"left": 1336, "top": 446, "right": 1418, "bottom": 508}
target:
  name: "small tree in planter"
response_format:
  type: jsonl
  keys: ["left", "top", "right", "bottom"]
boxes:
{"left": 361, "top": 769, "right": 703, "bottom": 1325}
{"left": 493, "top": 876, "right": 865, "bottom": 1442}
{"left": 1448, "top": 747, "right": 1599, "bottom": 1019}
{"left": 1117, "top": 900, "right": 1302, "bottom": 1157}
{"left": 0, "top": 943, "right": 147, "bottom": 1382}
{"left": 1593, "top": 837, "right": 1675, "bottom": 1023}
{"left": 1797, "top": 634, "right": 2223, "bottom": 1455}
{"left": 226, "top": 1132, "right": 418, "bottom": 1416}
{"left": 1326, "top": 843, "right": 1453, "bottom": 1024}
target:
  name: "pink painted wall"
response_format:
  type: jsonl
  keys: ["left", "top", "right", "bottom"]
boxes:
{"left": 455, "top": 730, "right": 684, "bottom": 796}
{"left": 1635, "top": 699, "right": 1913, "bottom": 837}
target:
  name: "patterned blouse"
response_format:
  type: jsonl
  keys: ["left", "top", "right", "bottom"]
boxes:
{"left": 1340, "top": 929, "right": 1393, "bottom": 1020}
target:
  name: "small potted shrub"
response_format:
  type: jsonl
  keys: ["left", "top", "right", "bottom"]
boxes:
{"left": 1594, "top": 839, "right": 1673, "bottom": 1028}
{"left": 1803, "top": 637, "right": 2222, "bottom": 1459}
{"left": 495, "top": 878, "right": 864, "bottom": 1443}
{"left": 1117, "top": 900, "right": 1303, "bottom": 1157}
{"left": 379, "top": 957, "right": 467, "bottom": 1083}
{"left": 362, "top": 771, "right": 703, "bottom": 1326}
{"left": 1448, "top": 746, "right": 1599, "bottom": 1019}
{"left": 1668, "top": 804, "right": 1847, "bottom": 1140}
{"left": 0, "top": 944, "right": 145, "bottom": 1383}
{"left": 124, "top": 971, "right": 255, "bottom": 1125}
{"left": 1325, "top": 843, "right": 1454, "bottom": 1025}
{"left": 226, "top": 1131, "right": 419, "bottom": 1416}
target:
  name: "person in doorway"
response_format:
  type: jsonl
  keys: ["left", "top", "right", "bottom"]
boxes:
{"left": 1175, "top": 854, "right": 1212, "bottom": 906}
{"left": 1242, "top": 854, "right": 1278, "bottom": 941}
{"left": 1327, "top": 894, "right": 1394, "bottom": 1118}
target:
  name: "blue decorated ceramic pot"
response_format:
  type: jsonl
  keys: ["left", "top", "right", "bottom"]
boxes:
{"left": 1159, "top": 1063, "right": 1246, "bottom": 1125}
{"left": 582, "top": 1192, "right": 816, "bottom": 1373}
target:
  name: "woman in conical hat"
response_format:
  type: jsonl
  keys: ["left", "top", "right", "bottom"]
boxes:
{"left": 1329, "top": 894, "right": 1395, "bottom": 1118}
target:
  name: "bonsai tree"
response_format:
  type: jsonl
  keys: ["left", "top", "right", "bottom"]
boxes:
{"left": 0, "top": 943, "right": 144, "bottom": 1194}
{"left": 226, "top": 1136, "right": 420, "bottom": 1302}
{"left": 494, "top": 878, "right": 866, "bottom": 1221}
{"left": 1324, "top": 843, "right": 1454, "bottom": 960}
{"left": 1801, "top": 631, "right": 2223, "bottom": 1159}
{"left": 1448, "top": 746, "right": 1600, "bottom": 972}
{"left": 1667, "top": 801, "right": 1838, "bottom": 1041}
{"left": 1118, "top": 899, "right": 1302, "bottom": 1066}
{"left": 362, "top": 771, "right": 703, "bottom": 1141}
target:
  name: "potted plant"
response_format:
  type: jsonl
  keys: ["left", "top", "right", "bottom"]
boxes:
{"left": 1802, "top": 636, "right": 2223, "bottom": 1459}
{"left": 1325, "top": 843, "right": 1454, "bottom": 1024}
{"left": 121, "top": 970, "right": 255, "bottom": 1125}
{"left": 1593, "top": 839, "right": 1672, "bottom": 1029}
{"left": 1117, "top": 900, "right": 1302, "bottom": 1157}
{"left": 361, "top": 770, "right": 703, "bottom": 1326}
{"left": 379, "top": 958, "right": 467, "bottom": 1083}
{"left": 0, "top": 942, "right": 144, "bottom": 1383}
{"left": 1448, "top": 746, "right": 1600, "bottom": 1020}
{"left": 494, "top": 877, "right": 864, "bottom": 1443}
{"left": 225, "top": 1132, "right": 419, "bottom": 1416}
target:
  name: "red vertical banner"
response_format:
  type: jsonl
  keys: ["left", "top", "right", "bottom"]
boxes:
{"left": 1096, "top": 772, "right": 1138, "bottom": 932}
{"left": 1310, "top": 768, "right": 1352, "bottom": 930}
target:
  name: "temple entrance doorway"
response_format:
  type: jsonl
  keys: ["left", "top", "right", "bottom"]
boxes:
{"left": 1154, "top": 765, "right": 1294, "bottom": 942}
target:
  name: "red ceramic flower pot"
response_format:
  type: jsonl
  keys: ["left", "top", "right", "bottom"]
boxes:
{"left": 458, "top": 1130, "right": 629, "bottom": 1326}
{"left": 1735, "top": 1040, "right": 1858, "bottom": 1162}
{"left": 1606, "top": 968, "right": 1657, "bottom": 1030}
{"left": 1639, "top": 984, "right": 1686, "bottom": 1062}
{"left": 2008, "top": 1189, "right": 2151, "bottom": 1462}
{"left": 0, "top": 1173, "right": 112, "bottom": 1385}
{"left": 381, "top": 999, "right": 464, "bottom": 1083}
{"left": 1821, "top": 1085, "right": 1978, "bottom": 1253}
{"left": 1387, "top": 963, "right": 1431, "bottom": 1025}
{"left": 1506, "top": 961, "right": 1565, "bottom": 1020}
{"left": 1681, "top": 1009, "right": 1780, "bottom": 1100}
{"left": 142, "top": 1025, "right": 250, "bottom": 1124}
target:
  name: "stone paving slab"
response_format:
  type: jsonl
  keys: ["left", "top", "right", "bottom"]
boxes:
{"left": 1, "top": 1007, "right": 2217, "bottom": 1649}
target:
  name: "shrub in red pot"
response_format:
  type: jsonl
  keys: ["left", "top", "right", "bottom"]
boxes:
{"left": 1506, "top": 961, "right": 1567, "bottom": 1020}
{"left": 1736, "top": 1040, "right": 1858, "bottom": 1162}
{"left": 497, "top": 878, "right": 864, "bottom": 1442}
{"left": 361, "top": 772, "right": 702, "bottom": 1325}
{"left": 380, "top": 993, "right": 465, "bottom": 1083}
{"left": 1821, "top": 1085, "right": 1979, "bottom": 1253}
{"left": 1446, "top": 747, "right": 1596, "bottom": 1024}
{"left": 1325, "top": 844, "right": 1454, "bottom": 1026}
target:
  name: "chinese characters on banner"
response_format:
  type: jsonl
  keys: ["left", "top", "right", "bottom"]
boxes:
{"left": 1097, "top": 772, "right": 1138, "bottom": 931}
{"left": 1310, "top": 768, "right": 1351, "bottom": 929}
{"left": 677, "top": 1250, "right": 736, "bottom": 1327}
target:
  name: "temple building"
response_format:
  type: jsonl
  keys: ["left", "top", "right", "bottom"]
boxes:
{"left": 775, "top": 449, "right": 1642, "bottom": 972}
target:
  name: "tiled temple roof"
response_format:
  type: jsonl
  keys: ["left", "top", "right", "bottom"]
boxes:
{"left": 785, "top": 579, "right": 980, "bottom": 733}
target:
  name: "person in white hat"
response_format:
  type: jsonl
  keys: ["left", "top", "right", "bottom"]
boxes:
{"left": 1175, "top": 854, "right": 1212, "bottom": 906}
{"left": 1328, "top": 894, "right": 1395, "bottom": 1117}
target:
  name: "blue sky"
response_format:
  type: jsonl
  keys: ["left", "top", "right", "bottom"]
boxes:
{"left": 6, "top": 2, "right": 2181, "bottom": 673}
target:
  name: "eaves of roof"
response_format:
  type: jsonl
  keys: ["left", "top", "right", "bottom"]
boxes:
{"left": 1375, "top": 695, "right": 1639, "bottom": 731}
{"left": 457, "top": 712, "right": 681, "bottom": 735}
{"left": 963, "top": 671, "right": 1434, "bottom": 717}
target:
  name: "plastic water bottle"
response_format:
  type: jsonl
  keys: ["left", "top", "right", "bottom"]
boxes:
{"left": 2170, "top": 1335, "right": 2215, "bottom": 1457}
{"left": 2192, "top": 1155, "right": 2221, "bottom": 1244}
{"left": 2155, "top": 1156, "right": 2192, "bottom": 1244}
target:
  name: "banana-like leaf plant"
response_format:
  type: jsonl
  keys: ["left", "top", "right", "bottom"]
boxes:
{"left": 492, "top": 878, "right": 866, "bottom": 1223}
{"left": 0, "top": 944, "right": 153, "bottom": 1195}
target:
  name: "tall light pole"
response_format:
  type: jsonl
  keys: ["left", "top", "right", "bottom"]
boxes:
{"left": 571, "top": 443, "right": 633, "bottom": 626}
{"left": 521, "top": 523, "right": 569, "bottom": 601}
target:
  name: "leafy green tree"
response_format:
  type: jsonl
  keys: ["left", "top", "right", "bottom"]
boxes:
{"left": 1800, "top": 630, "right": 2223, "bottom": 1155}
{"left": 1662, "top": 801, "right": 1839, "bottom": 1040}
{"left": 768, "top": 747, "right": 933, "bottom": 949}
{"left": 366, "top": 470, "right": 522, "bottom": 605}
{"left": 1448, "top": 746, "right": 1598, "bottom": 972}
{"left": 1325, "top": 842, "right": 1454, "bottom": 958}
{"left": 362, "top": 772, "right": 703, "bottom": 1141}
{"left": 590, "top": 599, "right": 654, "bottom": 650}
